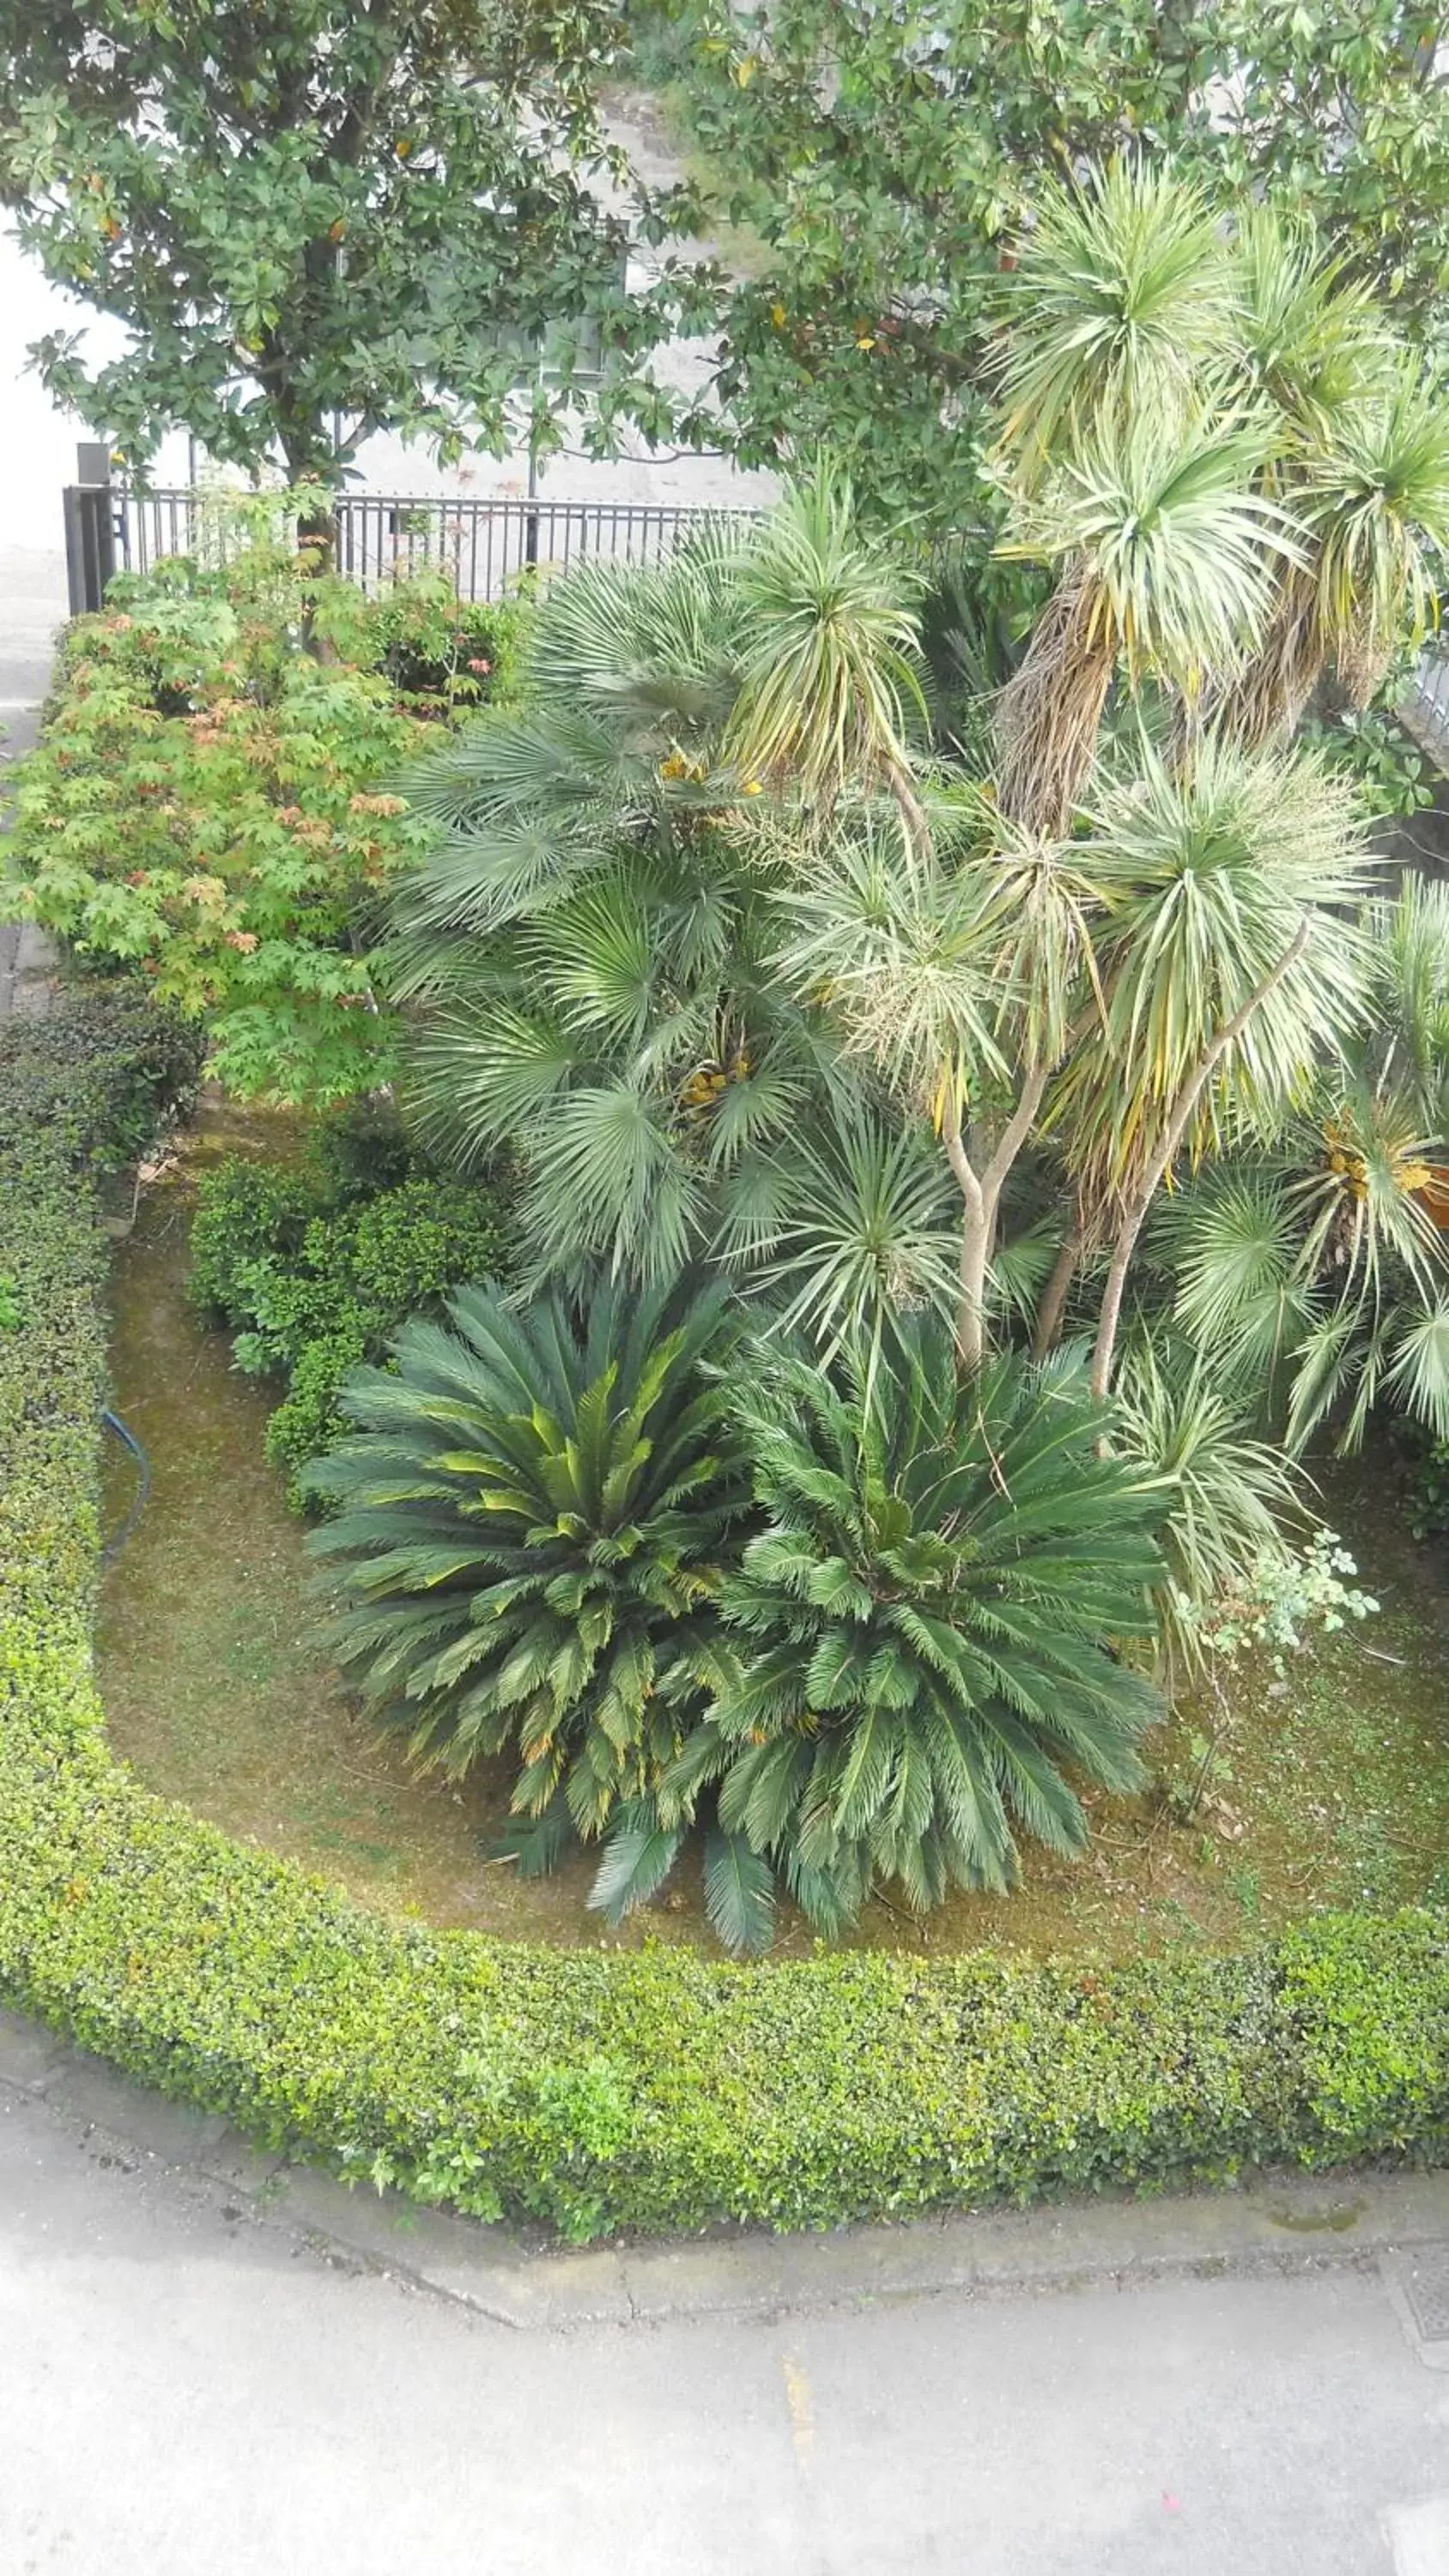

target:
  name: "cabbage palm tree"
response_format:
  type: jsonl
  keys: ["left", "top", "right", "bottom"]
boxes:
{"left": 1217, "top": 210, "right": 1449, "bottom": 745}
{"left": 988, "top": 162, "right": 1301, "bottom": 832}
{"left": 991, "top": 157, "right": 1237, "bottom": 493}
{"left": 1047, "top": 735, "right": 1373, "bottom": 1397}
{"left": 1161, "top": 874, "right": 1449, "bottom": 1450}
{"left": 993, "top": 404, "right": 1297, "bottom": 833}
{"left": 769, "top": 788, "right": 1108, "bottom": 1365}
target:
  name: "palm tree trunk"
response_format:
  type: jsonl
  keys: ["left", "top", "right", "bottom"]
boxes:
{"left": 1089, "top": 920, "right": 1312, "bottom": 1401}
{"left": 1032, "top": 1219, "right": 1084, "bottom": 1358}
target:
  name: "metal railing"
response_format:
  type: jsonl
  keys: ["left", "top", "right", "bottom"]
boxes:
{"left": 103, "top": 488, "right": 753, "bottom": 603}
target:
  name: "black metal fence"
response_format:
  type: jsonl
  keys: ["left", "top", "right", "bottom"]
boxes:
{"left": 64, "top": 483, "right": 753, "bottom": 610}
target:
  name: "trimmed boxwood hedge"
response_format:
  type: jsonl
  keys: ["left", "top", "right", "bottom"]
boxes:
{"left": 2, "top": 994, "right": 1447, "bottom": 2241}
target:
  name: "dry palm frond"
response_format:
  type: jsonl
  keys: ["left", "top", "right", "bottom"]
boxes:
{"left": 994, "top": 568, "right": 1119, "bottom": 833}
{"left": 1216, "top": 562, "right": 1325, "bottom": 749}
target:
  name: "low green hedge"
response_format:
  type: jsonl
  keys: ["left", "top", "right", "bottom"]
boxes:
{"left": 2, "top": 993, "right": 1447, "bottom": 2240}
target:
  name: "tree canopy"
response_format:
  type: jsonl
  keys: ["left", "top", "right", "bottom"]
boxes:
{"left": 0, "top": 0, "right": 711, "bottom": 482}
{"left": 659, "top": 0, "right": 1449, "bottom": 526}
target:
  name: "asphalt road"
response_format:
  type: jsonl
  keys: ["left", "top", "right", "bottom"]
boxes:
{"left": 3, "top": 2078, "right": 1448, "bottom": 2576}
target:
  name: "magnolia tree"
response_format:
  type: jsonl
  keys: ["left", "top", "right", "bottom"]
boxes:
{"left": 0, "top": 0, "right": 712, "bottom": 488}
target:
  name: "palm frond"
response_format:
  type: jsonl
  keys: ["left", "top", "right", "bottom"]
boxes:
{"left": 992, "top": 158, "right": 1238, "bottom": 487}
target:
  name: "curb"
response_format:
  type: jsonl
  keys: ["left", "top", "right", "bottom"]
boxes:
{"left": 6, "top": 2003, "right": 1449, "bottom": 2333}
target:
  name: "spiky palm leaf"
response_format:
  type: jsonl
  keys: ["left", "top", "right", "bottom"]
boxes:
{"left": 306, "top": 1276, "right": 746, "bottom": 1835}
{"left": 992, "top": 159, "right": 1237, "bottom": 490}
{"left": 732, "top": 1099, "right": 964, "bottom": 1359}
{"left": 1111, "top": 1336, "right": 1309, "bottom": 1678}
{"left": 726, "top": 458, "right": 929, "bottom": 797}
{"left": 1228, "top": 203, "right": 1385, "bottom": 446}
{"left": 1305, "top": 349, "right": 1449, "bottom": 704}
{"left": 595, "top": 1327, "right": 1166, "bottom": 1947}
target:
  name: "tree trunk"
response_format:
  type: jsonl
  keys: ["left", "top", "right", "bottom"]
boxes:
{"left": 941, "top": 1064, "right": 1051, "bottom": 1375}
{"left": 278, "top": 425, "right": 341, "bottom": 659}
{"left": 1032, "top": 1219, "right": 1084, "bottom": 1359}
{"left": 1089, "top": 920, "right": 1312, "bottom": 1402}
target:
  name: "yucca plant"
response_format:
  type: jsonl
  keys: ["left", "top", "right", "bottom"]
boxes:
{"left": 306, "top": 1276, "right": 746, "bottom": 1856}
{"left": 592, "top": 1327, "right": 1166, "bottom": 1949}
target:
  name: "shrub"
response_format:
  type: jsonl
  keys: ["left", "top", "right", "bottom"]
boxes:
{"left": 5, "top": 993, "right": 1449, "bottom": 2245}
{"left": 189, "top": 1153, "right": 517, "bottom": 1500}
{"left": 365, "top": 584, "right": 527, "bottom": 715}
{"left": 306, "top": 1276, "right": 747, "bottom": 1851}
{"left": 598, "top": 1328, "right": 1167, "bottom": 1950}
{"left": 0, "top": 556, "right": 438, "bottom": 1104}
{"left": 0, "top": 984, "right": 203, "bottom": 1171}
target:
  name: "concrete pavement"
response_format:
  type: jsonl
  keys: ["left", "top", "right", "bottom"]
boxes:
{"left": 4, "top": 2008, "right": 1449, "bottom": 2573}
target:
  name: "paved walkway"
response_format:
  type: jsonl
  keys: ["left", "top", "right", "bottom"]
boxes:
{"left": 4, "top": 2005, "right": 1449, "bottom": 2572}
{"left": 0, "top": 538, "right": 65, "bottom": 1019}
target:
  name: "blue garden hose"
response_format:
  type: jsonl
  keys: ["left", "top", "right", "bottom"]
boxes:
{"left": 101, "top": 1406, "right": 150, "bottom": 1562}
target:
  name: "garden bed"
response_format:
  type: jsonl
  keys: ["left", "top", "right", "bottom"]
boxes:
{"left": 5, "top": 994, "right": 1449, "bottom": 2243}
{"left": 99, "top": 1124, "right": 1449, "bottom": 1964}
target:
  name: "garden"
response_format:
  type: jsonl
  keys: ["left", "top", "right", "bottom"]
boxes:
{"left": 5, "top": 159, "right": 1449, "bottom": 2236}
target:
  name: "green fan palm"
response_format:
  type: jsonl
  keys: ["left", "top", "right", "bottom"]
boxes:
{"left": 306, "top": 1276, "right": 746, "bottom": 1845}
{"left": 385, "top": 471, "right": 937, "bottom": 1287}
{"left": 593, "top": 1327, "right": 1166, "bottom": 1949}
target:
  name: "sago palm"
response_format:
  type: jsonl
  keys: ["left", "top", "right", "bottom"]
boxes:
{"left": 306, "top": 1275, "right": 746, "bottom": 1852}
{"left": 591, "top": 1327, "right": 1166, "bottom": 1949}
